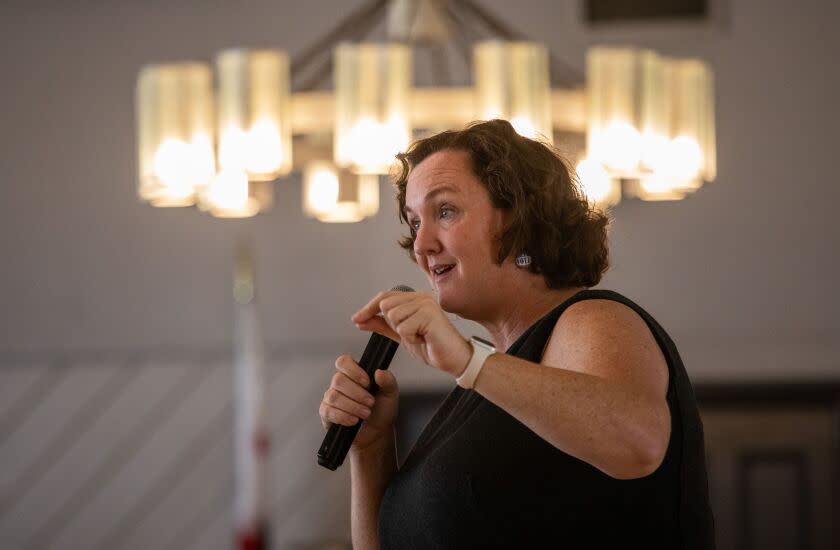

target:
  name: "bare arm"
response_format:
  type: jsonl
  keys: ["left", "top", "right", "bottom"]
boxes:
{"left": 319, "top": 357, "right": 401, "bottom": 550}
{"left": 473, "top": 299, "right": 672, "bottom": 480}
{"left": 349, "top": 431, "right": 398, "bottom": 550}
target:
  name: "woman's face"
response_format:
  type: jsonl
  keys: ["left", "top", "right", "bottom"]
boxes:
{"left": 405, "top": 149, "right": 510, "bottom": 318}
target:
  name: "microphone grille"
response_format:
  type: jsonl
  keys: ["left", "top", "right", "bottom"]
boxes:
{"left": 391, "top": 284, "right": 415, "bottom": 292}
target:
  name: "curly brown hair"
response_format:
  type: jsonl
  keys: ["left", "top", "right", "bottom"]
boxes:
{"left": 393, "top": 119, "right": 610, "bottom": 289}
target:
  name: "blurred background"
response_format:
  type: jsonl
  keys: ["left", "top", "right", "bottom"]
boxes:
{"left": 0, "top": 0, "right": 838, "bottom": 548}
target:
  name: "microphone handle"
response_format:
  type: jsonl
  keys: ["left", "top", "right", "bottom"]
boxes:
{"left": 317, "top": 333, "right": 400, "bottom": 470}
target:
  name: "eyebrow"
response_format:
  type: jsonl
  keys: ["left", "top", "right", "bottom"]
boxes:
{"left": 405, "top": 185, "right": 459, "bottom": 214}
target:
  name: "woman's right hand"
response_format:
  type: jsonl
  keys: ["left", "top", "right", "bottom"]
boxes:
{"left": 319, "top": 355, "right": 400, "bottom": 452}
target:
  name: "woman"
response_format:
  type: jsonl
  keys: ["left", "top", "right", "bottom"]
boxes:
{"left": 318, "top": 120, "right": 715, "bottom": 549}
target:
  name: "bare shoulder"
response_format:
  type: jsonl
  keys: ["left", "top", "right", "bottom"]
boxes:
{"left": 542, "top": 298, "right": 669, "bottom": 399}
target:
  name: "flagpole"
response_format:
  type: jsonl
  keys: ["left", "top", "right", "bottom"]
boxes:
{"left": 233, "top": 243, "right": 271, "bottom": 550}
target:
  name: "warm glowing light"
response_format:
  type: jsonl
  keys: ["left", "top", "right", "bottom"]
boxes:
{"left": 637, "top": 171, "right": 686, "bottom": 201}
{"left": 666, "top": 135, "right": 703, "bottom": 182}
{"left": 215, "top": 49, "right": 292, "bottom": 181}
{"left": 315, "top": 203, "right": 367, "bottom": 223}
{"left": 303, "top": 162, "right": 379, "bottom": 222}
{"left": 219, "top": 127, "right": 248, "bottom": 172}
{"left": 576, "top": 158, "right": 618, "bottom": 207}
{"left": 137, "top": 62, "right": 214, "bottom": 206}
{"left": 474, "top": 41, "right": 552, "bottom": 144}
{"left": 338, "top": 117, "right": 408, "bottom": 175}
{"left": 334, "top": 43, "right": 410, "bottom": 175}
{"left": 639, "top": 131, "right": 670, "bottom": 173}
{"left": 219, "top": 119, "right": 285, "bottom": 176}
{"left": 510, "top": 116, "right": 538, "bottom": 139}
{"left": 245, "top": 119, "right": 283, "bottom": 174}
{"left": 206, "top": 169, "right": 250, "bottom": 211}
{"left": 640, "top": 172, "right": 674, "bottom": 194}
{"left": 306, "top": 168, "right": 340, "bottom": 215}
{"left": 595, "top": 121, "right": 642, "bottom": 172}
{"left": 152, "top": 136, "right": 215, "bottom": 196}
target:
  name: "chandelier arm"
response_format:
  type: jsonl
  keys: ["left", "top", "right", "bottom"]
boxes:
{"left": 290, "top": 0, "right": 389, "bottom": 76}
{"left": 294, "top": 57, "right": 334, "bottom": 93}
{"left": 445, "top": 1, "right": 481, "bottom": 69}
{"left": 457, "top": 0, "right": 584, "bottom": 87}
{"left": 293, "top": 1, "right": 391, "bottom": 92}
{"left": 456, "top": 0, "right": 519, "bottom": 40}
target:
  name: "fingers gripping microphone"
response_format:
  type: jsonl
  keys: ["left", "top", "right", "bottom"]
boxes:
{"left": 318, "top": 285, "right": 414, "bottom": 471}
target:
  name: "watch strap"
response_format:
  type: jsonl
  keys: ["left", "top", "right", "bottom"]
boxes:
{"left": 456, "top": 337, "right": 495, "bottom": 389}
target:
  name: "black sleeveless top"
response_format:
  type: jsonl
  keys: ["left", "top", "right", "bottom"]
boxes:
{"left": 378, "top": 289, "right": 715, "bottom": 549}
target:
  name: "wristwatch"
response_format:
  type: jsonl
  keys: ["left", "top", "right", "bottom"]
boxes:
{"left": 456, "top": 336, "right": 496, "bottom": 389}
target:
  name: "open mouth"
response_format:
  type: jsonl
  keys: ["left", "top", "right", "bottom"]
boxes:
{"left": 432, "top": 264, "right": 455, "bottom": 277}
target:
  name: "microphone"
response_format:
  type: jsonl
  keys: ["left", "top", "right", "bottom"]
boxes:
{"left": 317, "top": 285, "right": 414, "bottom": 471}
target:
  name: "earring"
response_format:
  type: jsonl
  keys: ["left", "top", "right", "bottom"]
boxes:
{"left": 515, "top": 252, "right": 532, "bottom": 267}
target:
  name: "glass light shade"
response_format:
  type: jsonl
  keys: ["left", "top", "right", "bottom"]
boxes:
{"left": 636, "top": 50, "right": 670, "bottom": 174}
{"left": 303, "top": 161, "right": 379, "bottom": 223}
{"left": 629, "top": 174, "right": 688, "bottom": 201}
{"left": 585, "top": 47, "right": 640, "bottom": 174}
{"left": 575, "top": 158, "right": 621, "bottom": 209}
{"left": 667, "top": 58, "right": 716, "bottom": 186}
{"left": 216, "top": 49, "right": 292, "bottom": 182}
{"left": 473, "top": 41, "right": 552, "bottom": 143}
{"left": 627, "top": 57, "right": 716, "bottom": 199}
{"left": 334, "top": 43, "right": 411, "bottom": 175}
{"left": 197, "top": 169, "right": 264, "bottom": 218}
{"left": 585, "top": 47, "right": 669, "bottom": 177}
{"left": 136, "top": 62, "right": 215, "bottom": 206}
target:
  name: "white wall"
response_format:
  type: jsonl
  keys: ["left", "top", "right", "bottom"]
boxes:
{"left": 2, "top": 0, "right": 838, "bottom": 381}
{"left": 1, "top": 0, "right": 838, "bottom": 380}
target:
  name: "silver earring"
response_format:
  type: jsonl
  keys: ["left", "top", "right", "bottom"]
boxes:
{"left": 515, "top": 252, "right": 532, "bottom": 267}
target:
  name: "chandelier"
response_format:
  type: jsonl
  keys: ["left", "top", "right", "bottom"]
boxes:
{"left": 135, "top": 0, "right": 716, "bottom": 221}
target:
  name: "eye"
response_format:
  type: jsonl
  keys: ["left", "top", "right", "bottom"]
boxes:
{"left": 439, "top": 205, "right": 454, "bottom": 219}
{"left": 410, "top": 218, "right": 420, "bottom": 231}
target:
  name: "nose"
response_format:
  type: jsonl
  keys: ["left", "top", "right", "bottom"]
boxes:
{"left": 413, "top": 221, "right": 441, "bottom": 259}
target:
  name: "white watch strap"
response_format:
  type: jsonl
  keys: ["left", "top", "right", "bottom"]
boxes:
{"left": 456, "top": 338, "right": 495, "bottom": 389}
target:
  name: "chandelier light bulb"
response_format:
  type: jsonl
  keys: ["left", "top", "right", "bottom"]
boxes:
{"left": 341, "top": 117, "right": 407, "bottom": 175}
{"left": 598, "top": 121, "right": 642, "bottom": 172}
{"left": 244, "top": 119, "right": 284, "bottom": 174}
{"left": 152, "top": 139, "right": 195, "bottom": 195}
{"left": 666, "top": 135, "right": 704, "bottom": 182}
{"left": 219, "top": 127, "right": 249, "bottom": 171}
{"left": 206, "top": 169, "right": 251, "bottom": 211}
{"left": 575, "top": 157, "right": 619, "bottom": 208}
{"left": 510, "top": 116, "right": 538, "bottom": 139}
{"left": 152, "top": 136, "right": 215, "bottom": 197}
{"left": 303, "top": 162, "right": 379, "bottom": 222}
{"left": 306, "top": 168, "right": 340, "bottom": 215}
